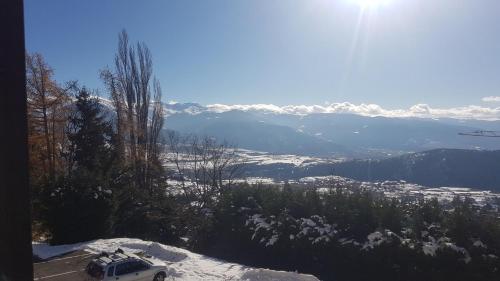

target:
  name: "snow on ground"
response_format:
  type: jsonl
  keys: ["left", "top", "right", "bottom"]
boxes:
{"left": 237, "top": 149, "right": 341, "bottom": 167}
{"left": 33, "top": 241, "right": 89, "bottom": 260}
{"left": 304, "top": 176, "right": 500, "bottom": 207}
{"left": 162, "top": 149, "right": 340, "bottom": 170}
{"left": 33, "top": 238, "right": 319, "bottom": 281}
{"left": 232, "top": 177, "right": 277, "bottom": 185}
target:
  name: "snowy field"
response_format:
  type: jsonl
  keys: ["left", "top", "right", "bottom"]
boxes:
{"left": 302, "top": 176, "right": 500, "bottom": 206}
{"left": 162, "top": 149, "right": 341, "bottom": 171}
{"left": 33, "top": 238, "right": 319, "bottom": 281}
{"left": 166, "top": 173, "right": 500, "bottom": 207}
{"left": 161, "top": 147, "right": 500, "bottom": 206}
{"left": 236, "top": 149, "right": 341, "bottom": 167}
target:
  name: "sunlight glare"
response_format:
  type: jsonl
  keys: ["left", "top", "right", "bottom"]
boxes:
{"left": 349, "top": 0, "right": 391, "bottom": 8}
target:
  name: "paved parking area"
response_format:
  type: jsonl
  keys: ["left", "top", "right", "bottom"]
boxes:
{"left": 34, "top": 250, "right": 95, "bottom": 280}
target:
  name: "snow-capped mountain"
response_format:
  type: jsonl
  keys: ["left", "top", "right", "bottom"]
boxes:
{"left": 163, "top": 102, "right": 500, "bottom": 157}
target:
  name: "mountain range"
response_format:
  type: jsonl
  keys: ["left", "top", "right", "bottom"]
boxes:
{"left": 97, "top": 101, "right": 500, "bottom": 189}
{"left": 163, "top": 102, "right": 500, "bottom": 158}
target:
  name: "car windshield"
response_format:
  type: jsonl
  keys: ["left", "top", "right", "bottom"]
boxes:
{"left": 86, "top": 261, "right": 104, "bottom": 278}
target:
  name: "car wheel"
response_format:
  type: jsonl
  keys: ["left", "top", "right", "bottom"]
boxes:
{"left": 153, "top": 272, "right": 166, "bottom": 281}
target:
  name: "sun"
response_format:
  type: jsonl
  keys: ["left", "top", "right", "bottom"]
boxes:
{"left": 349, "top": 0, "right": 391, "bottom": 8}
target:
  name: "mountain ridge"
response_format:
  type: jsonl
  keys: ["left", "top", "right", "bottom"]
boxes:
{"left": 163, "top": 103, "right": 500, "bottom": 156}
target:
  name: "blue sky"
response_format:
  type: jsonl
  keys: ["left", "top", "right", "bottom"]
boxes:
{"left": 25, "top": 0, "right": 500, "bottom": 109}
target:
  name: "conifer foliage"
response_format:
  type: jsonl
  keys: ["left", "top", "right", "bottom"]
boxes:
{"left": 39, "top": 88, "right": 115, "bottom": 244}
{"left": 66, "top": 88, "right": 114, "bottom": 175}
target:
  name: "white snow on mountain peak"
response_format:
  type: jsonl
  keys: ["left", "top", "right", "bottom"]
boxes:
{"left": 95, "top": 98, "right": 500, "bottom": 120}
{"left": 164, "top": 101, "right": 500, "bottom": 120}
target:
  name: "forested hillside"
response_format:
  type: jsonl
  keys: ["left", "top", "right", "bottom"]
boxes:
{"left": 330, "top": 149, "right": 500, "bottom": 191}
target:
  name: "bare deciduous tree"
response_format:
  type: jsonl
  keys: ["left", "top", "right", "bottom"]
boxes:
{"left": 101, "top": 30, "right": 164, "bottom": 192}
{"left": 100, "top": 68, "right": 126, "bottom": 161}
{"left": 166, "top": 132, "right": 244, "bottom": 207}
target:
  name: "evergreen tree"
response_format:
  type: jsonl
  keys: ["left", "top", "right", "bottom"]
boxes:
{"left": 67, "top": 88, "right": 114, "bottom": 176}
{"left": 41, "top": 88, "right": 116, "bottom": 244}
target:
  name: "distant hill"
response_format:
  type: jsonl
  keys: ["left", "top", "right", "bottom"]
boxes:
{"left": 166, "top": 111, "right": 351, "bottom": 156}
{"left": 237, "top": 149, "right": 500, "bottom": 191}
{"left": 163, "top": 104, "right": 500, "bottom": 157}
{"left": 330, "top": 149, "right": 500, "bottom": 191}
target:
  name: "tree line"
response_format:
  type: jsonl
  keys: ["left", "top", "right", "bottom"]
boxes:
{"left": 28, "top": 31, "right": 170, "bottom": 243}
{"left": 189, "top": 183, "right": 500, "bottom": 281}
{"left": 29, "top": 30, "right": 242, "bottom": 244}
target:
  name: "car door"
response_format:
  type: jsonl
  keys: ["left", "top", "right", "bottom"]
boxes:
{"left": 113, "top": 261, "right": 137, "bottom": 281}
{"left": 114, "top": 260, "right": 151, "bottom": 281}
{"left": 131, "top": 260, "right": 153, "bottom": 281}
{"left": 136, "top": 260, "right": 155, "bottom": 281}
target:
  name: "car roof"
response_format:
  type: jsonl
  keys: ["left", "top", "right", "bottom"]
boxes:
{"left": 93, "top": 251, "right": 138, "bottom": 266}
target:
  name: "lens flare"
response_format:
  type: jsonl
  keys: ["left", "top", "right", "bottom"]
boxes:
{"left": 350, "top": 0, "right": 391, "bottom": 8}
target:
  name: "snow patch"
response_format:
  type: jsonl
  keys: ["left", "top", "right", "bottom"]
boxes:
{"left": 473, "top": 240, "right": 487, "bottom": 248}
{"left": 240, "top": 269, "right": 319, "bottom": 281}
{"left": 33, "top": 238, "right": 319, "bottom": 281}
{"left": 421, "top": 236, "right": 471, "bottom": 263}
{"left": 362, "top": 231, "right": 387, "bottom": 250}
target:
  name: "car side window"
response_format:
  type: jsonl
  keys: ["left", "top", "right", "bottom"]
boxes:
{"left": 136, "top": 260, "right": 150, "bottom": 271}
{"left": 115, "top": 262, "right": 133, "bottom": 276}
{"left": 107, "top": 265, "right": 115, "bottom": 277}
{"left": 129, "top": 260, "right": 148, "bottom": 272}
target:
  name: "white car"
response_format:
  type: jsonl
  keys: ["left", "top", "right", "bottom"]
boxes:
{"left": 85, "top": 249, "right": 167, "bottom": 281}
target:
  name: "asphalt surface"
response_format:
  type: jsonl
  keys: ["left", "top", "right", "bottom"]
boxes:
{"left": 33, "top": 250, "right": 96, "bottom": 281}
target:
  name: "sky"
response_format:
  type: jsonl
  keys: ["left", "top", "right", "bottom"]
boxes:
{"left": 24, "top": 0, "right": 500, "bottom": 111}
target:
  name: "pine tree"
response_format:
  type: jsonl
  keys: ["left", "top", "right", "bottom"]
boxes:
{"left": 67, "top": 88, "right": 114, "bottom": 177}
{"left": 42, "top": 88, "right": 116, "bottom": 244}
